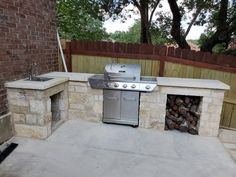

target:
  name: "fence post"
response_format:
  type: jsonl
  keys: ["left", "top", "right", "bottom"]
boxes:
{"left": 65, "top": 42, "right": 72, "bottom": 72}
{"left": 159, "top": 46, "right": 167, "bottom": 77}
{"left": 159, "top": 59, "right": 165, "bottom": 77}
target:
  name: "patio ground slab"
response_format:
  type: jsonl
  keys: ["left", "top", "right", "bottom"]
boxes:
{"left": 1, "top": 119, "right": 236, "bottom": 177}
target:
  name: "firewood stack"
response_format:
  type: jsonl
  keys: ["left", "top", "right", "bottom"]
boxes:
{"left": 165, "top": 95, "right": 201, "bottom": 135}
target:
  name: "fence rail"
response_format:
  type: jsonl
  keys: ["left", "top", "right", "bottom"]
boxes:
{"left": 59, "top": 40, "right": 236, "bottom": 129}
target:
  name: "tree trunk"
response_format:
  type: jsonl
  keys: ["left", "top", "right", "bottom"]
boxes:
{"left": 140, "top": 0, "right": 152, "bottom": 44}
{"left": 167, "top": 0, "right": 190, "bottom": 49}
{"left": 200, "top": 0, "right": 230, "bottom": 52}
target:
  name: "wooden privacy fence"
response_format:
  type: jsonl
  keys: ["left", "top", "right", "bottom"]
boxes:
{"left": 60, "top": 40, "right": 236, "bottom": 129}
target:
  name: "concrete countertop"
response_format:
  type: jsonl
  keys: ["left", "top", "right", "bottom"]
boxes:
{"left": 5, "top": 77, "right": 68, "bottom": 90}
{"left": 41, "top": 72, "right": 96, "bottom": 82}
{"left": 43, "top": 72, "right": 230, "bottom": 90}
{"left": 157, "top": 77, "right": 230, "bottom": 90}
{"left": 6, "top": 72, "right": 229, "bottom": 91}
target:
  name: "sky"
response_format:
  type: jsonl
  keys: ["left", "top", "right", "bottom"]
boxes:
{"left": 103, "top": 2, "right": 206, "bottom": 40}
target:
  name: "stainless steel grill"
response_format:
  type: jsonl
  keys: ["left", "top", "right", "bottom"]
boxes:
{"left": 88, "top": 63, "right": 158, "bottom": 126}
{"left": 89, "top": 64, "right": 157, "bottom": 92}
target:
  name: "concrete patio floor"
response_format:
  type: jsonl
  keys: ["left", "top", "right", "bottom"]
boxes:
{"left": 1, "top": 119, "right": 236, "bottom": 177}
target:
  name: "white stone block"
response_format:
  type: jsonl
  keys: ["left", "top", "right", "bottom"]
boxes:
{"left": 69, "top": 82, "right": 87, "bottom": 87}
{"left": 160, "top": 86, "right": 211, "bottom": 97}
{"left": 93, "top": 103, "right": 102, "bottom": 114}
{"left": 69, "top": 103, "right": 85, "bottom": 110}
{"left": 203, "top": 97, "right": 212, "bottom": 103}
{"left": 201, "top": 102, "right": 209, "bottom": 113}
{"left": 68, "top": 86, "right": 75, "bottom": 92}
{"left": 46, "top": 99, "right": 51, "bottom": 113}
{"left": 74, "top": 86, "right": 88, "bottom": 93}
{"left": 211, "top": 90, "right": 225, "bottom": 98}
{"left": 212, "top": 97, "right": 224, "bottom": 106}
{"left": 14, "top": 123, "right": 51, "bottom": 139}
{"left": 13, "top": 113, "right": 25, "bottom": 124}
{"left": 29, "top": 100, "right": 46, "bottom": 114}
{"left": 25, "top": 114, "right": 38, "bottom": 125}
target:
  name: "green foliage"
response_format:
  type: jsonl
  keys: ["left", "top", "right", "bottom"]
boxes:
{"left": 212, "top": 43, "right": 227, "bottom": 53}
{"left": 222, "top": 49, "right": 236, "bottom": 56}
{"left": 109, "top": 20, "right": 172, "bottom": 45}
{"left": 109, "top": 21, "right": 140, "bottom": 43}
{"left": 197, "top": 32, "right": 214, "bottom": 46}
{"left": 57, "top": 0, "right": 108, "bottom": 40}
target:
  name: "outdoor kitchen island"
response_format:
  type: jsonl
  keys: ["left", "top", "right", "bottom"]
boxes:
{"left": 5, "top": 72, "right": 229, "bottom": 139}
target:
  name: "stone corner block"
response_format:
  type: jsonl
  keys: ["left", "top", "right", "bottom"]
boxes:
{"left": 14, "top": 123, "right": 51, "bottom": 139}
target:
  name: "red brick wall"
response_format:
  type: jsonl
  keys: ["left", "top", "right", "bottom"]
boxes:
{"left": 0, "top": 0, "right": 58, "bottom": 116}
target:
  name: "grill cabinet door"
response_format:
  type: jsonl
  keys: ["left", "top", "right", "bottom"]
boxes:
{"left": 120, "top": 91, "right": 139, "bottom": 124}
{"left": 103, "top": 89, "right": 121, "bottom": 120}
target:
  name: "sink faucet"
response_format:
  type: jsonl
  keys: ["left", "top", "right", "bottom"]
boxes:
{"left": 28, "top": 63, "right": 37, "bottom": 80}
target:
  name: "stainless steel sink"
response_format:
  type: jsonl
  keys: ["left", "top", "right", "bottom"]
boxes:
{"left": 25, "top": 77, "right": 53, "bottom": 82}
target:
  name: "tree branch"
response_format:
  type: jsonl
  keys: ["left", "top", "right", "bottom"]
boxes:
{"left": 168, "top": 0, "right": 190, "bottom": 49}
{"left": 184, "top": 8, "right": 201, "bottom": 38}
{"left": 149, "top": 0, "right": 160, "bottom": 23}
{"left": 217, "top": 0, "right": 228, "bottom": 28}
{"left": 133, "top": 0, "right": 141, "bottom": 11}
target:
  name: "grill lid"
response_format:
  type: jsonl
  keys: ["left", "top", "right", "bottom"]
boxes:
{"left": 104, "top": 64, "right": 141, "bottom": 82}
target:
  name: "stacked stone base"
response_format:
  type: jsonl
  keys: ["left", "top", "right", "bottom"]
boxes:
{"left": 68, "top": 81, "right": 103, "bottom": 122}
{"left": 6, "top": 79, "right": 226, "bottom": 138}
{"left": 139, "top": 86, "right": 224, "bottom": 137}
{"left": 7, "top": 83, "right": 68, "bottom": 139}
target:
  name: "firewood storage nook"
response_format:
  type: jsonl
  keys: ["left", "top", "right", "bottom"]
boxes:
{"left": 139, "top": 77, "right": 230, "bottom": 137}
{"left": 165, "top": 95, "right": 202, "bottom": 135}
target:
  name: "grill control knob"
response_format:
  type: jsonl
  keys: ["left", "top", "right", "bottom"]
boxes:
{"left": 131, "top": 84, "right": 136, "bottom": 89}
{"left": 145, "top": 85, "right": 151, "bottom": 90}
{"left": 123, "top": 84, "right": 127, "bottom": 88}
{"left": 114, "top": 83, "right": 119, "bottom": 87}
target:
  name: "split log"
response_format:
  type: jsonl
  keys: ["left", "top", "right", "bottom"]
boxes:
{"left": 166, "top": 119, "right": 175, "bottom": 130}
{"left": 192, "top": 111, "right": 200, "bottom": 119}
{"left": 188, "top": 125, "right": 198, "bottom": 135}
{"left": 186, "top": 112, "right": 194, "bottom": 122}
{"left": 173, "top": 105, "right": 178, "bottom": 111}
{"left": 184, "top": 97, "right": 190, "bottom": 104}
{"left": 176, "top": 116, "right": 184, "bottom": 125}
{"left": 193, "top": 116, "right": 199, "bottom": 122}
{"left": 168, "top": 109, "right": 178, "bottom": 117}
{"left": 191, "top": 120, "right": 197, "bottom": 126}
{"left": 178, "top": 106, "right": 188, "bottom": 116}
{"left": 165, "top": 125, "right": 168, "bottom": 130}
{"left": 190, "top": 105, "right": 198, "bottom": 113}
{"left": 175, "top": 97, "right": 184, "bottom": 106}
{"left": 179, "top": 120, "right": 189, "bottom": 132}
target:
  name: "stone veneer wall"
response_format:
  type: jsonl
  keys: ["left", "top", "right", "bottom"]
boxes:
{"left": 7, "top": 79, "right": 225, "bottom": 139}
{"left": 7, "top": 83, "right": 68, "bottom": 139}
{"left": 67, "top": 80, "right": 225, "bottom": 137}
{"left": 139, "top": 86, "right": 225, "bottom": 136}
{"left": 139, "top": 87, "right": 167, "bottom": 129}
{"left": 68, "top": 81, "right": 103, "bottom": 122}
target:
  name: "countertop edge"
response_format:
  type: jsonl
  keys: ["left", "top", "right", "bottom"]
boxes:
{"left": 40, "top": 72, "right": 96, "bottom": 82}
{"left": 157, "top": 77, "right": 230, "bottom": 90}
{"left": 5, "top": 77, "right": 68, "bottom": 90}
